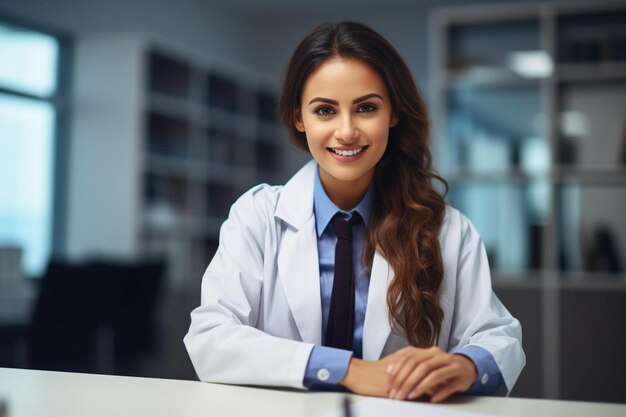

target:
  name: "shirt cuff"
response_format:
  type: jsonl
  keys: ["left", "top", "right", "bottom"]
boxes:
{"left": 303, "top": 345, "right": 353, "bottom": 390}
{"left": 456, "top": 345, "right": 506, "bottom": 396}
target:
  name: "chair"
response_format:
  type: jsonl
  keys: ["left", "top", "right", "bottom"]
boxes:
{"left": 26, "top": 258, "right": 164, "bottom": 375}
{"left": 96, "top": 260, "right": 164, "bottom": 375}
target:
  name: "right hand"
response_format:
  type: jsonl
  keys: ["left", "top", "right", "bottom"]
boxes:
{"left": 338, "top": 356, "right": 395, "bottom": 397}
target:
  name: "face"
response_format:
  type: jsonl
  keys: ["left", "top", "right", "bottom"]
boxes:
{"left": 294, "top": 57, "right": 398, "bottom": 200}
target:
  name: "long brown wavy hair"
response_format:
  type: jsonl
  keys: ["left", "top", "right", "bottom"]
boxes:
{"left": 278, "top": 22, "right": 448, "bottom": 347}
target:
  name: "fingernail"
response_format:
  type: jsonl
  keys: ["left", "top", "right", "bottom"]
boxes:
{"left": 386, "top": 365, "right": 393, "bottom": 374}
{"left": 389, "top": 389, "right": 396, "bottom": 398}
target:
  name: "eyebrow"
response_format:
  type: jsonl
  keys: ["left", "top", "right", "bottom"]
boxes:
{"left": 308, "top": 93, "right": 384, "bottom": 106}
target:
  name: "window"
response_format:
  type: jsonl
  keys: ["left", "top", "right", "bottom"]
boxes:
{"left": 0, "top": 20, "right": 69, "bottom": 277}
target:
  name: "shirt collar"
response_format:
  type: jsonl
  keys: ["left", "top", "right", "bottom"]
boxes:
{"left": 313, "top": 165, "right": 373, "bottom": 237}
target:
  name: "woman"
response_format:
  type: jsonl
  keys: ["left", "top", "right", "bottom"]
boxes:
{"left": 184, "top": 21, "right": 524, "bottom": 403}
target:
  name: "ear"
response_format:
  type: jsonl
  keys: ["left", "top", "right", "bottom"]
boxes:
{"left": 390, "top": 112, "right": 399, "bottom": 128}
{"left": 293, "top": 108, "right": 305, "bottom": 132}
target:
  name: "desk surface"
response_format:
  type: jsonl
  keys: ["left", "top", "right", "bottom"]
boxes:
{"left": 0, "top": 367, "right": 624, "bottom": 417}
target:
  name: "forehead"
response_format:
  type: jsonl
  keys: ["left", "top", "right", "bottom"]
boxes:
{"left": 301, "top": 57, "right": 388, "bottom": 100}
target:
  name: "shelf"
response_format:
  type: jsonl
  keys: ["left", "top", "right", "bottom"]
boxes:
{"left": 180, "top": 216, "right": 223, "bottom": 237}
{"left": 148, "top": 92, "right": 190, "bottom": 118}
{"left": 433, "top": 2, "right": 626, "bottom": 402}
{"left": 445, "top": 167, "right": 626, "bottom": 184}
{"left": 557, "top": 8, "right": 626, "bottom": 69}
{"left": 256, "top": 89, "right": 278, "bottom": 123}
{"left": 445, "top": 67, "right": 542, "bottom": 89}
{"left": 492, "top": 272, "right": 543, "bottom": 290}
{"left": 145, "top": 112, "right": 190, "bottom": 160}
{"left": 142, "top": 215, "right": 222, "bottom": 238}
{"left": 209, "top": 107, "right": 262, "bottom": 135}
{"left": 205, "top": 162, "right": 284, "bottom": 188}
{"left": 555, "top": 165, "right": 626, "bottom": 184}
{"left": 258, "top": 120, "right": 284, "bottom": 139}
{"left": 146, "top": 156, "right": 216, "bottom": 184}
{"left": 558, "top": 272, "right": 626, "bottom": 291}
{"left": 207, "top": 71, "right": 238, "bottom": 112}
{"left": 556, "top": 62, "right": 626, "bottom": 83}
{"left": 148, "top": 51, "right": 192, "bottom": 99}
{"left": 492, "top": 273, "right": 626, "bottom": 291}
{"left": 146, "top": 155, "right": 190, "bottom": 177}
{"left": 445, "top": 168, "right": 547, "bottom": 184}
{"left": 148, "top": 92, "right": 208, "bottom": 127}
{"left": 139, "top": 45, "right": 295, "bottom": 290}
{"left": 205, "top": 162, "right": 240, "bottom": 183}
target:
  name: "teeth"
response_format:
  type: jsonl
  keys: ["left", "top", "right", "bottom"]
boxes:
{"left": 332, "top": 147, "right": 364, "bottom": 157}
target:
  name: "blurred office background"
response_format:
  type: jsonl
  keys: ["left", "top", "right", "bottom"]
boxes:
{"left": 0, "top": 0, "right": 624, "bottom": 404}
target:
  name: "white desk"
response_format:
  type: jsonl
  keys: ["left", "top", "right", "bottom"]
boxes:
{"left": 0, "top": 367, "right": 624, "bottom": 417}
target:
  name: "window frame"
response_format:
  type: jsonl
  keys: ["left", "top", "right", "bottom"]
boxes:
{"left": 0, "top": 11, "right": 72, "bottom": 274}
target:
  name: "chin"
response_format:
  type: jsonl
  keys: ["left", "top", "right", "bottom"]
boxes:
{"left": 326, "top": 167, "right": 374, "bottom": 185}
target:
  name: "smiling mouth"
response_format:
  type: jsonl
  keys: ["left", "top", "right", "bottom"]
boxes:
{"left": 328, "top": 146, "right": 367, "bottom": 157}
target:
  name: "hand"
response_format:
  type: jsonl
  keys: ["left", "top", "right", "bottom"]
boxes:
{"left": 339, "top": 356, "right": 395, "bottom": 397}
{"left": 387, "top": 346, "right": 477, "bottom": 403}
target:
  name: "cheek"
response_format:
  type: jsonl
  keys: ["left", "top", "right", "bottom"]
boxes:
{"left": 302, "top": 120, "right": 331, "bottom": 144}
{"left": 303, "top": 129, "right": 327, "bottom": 158}
{"left": 366, "top": 120, "right": 392, "bottom": 145}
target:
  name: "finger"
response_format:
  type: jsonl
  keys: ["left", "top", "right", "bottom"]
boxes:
{"left": 387, "top": 347, "right": 422, "bottom": 376}
{"left": 425, "top": 384, "right": 442, "bottom": 397}
{"left": 430, "top": 379, "right": 465, "bottom": 403}
{"left": 387, "top": 346, "right": 416, "bottom": 361}
{"left": 407, "top": 363, "right": 460, "bottom": 400}
{"left": 388, "top": 346, "right": 442, "bottom": 376}
{"left": 427, "top": 357, "right": 475, "bottom": 394}
{"left": 394, "top": 355, "right": 452, "bottom": 400}
{"left": 388, "top": 351, "right": 425, "bottom": 388}
{"left": 388, "top": 347, "right": 439, "bottom": 385}
{"left": 388, "top": 356, "right": 420, "bottom": 397}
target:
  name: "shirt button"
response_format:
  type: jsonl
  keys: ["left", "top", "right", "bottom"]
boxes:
{"left": 481, "top": 373, "right": 489, "bottom": 385}
{"left": 317, "top": 368, "right": 330, "bottom": 381}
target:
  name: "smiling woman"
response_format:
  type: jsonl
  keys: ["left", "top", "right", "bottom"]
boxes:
{"left": 185, "top": 21, "right": 524, "bottom": 403}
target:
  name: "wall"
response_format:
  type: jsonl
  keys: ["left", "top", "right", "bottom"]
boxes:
{"left": 0, "top": 0, "right": 575, "bottom": 92}
{"left": 0, "top": 0, "right": 254, "bottom": 70}
{"left": 228, "top": 0, "right": 577, "bottom": 95}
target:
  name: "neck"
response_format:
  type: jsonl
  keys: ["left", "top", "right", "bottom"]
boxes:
{"left": 320, "top": 171, "right": 372, "bottom": 211}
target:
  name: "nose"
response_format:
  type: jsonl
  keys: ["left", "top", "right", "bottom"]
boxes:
{"left": 334, "top": 114, "right": 358, "bottom": 143}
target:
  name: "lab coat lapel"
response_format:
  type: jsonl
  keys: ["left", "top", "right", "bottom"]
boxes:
{"left": 275, "top": 160, "right": 322, "bottom": 345}
{"left": 277, "top": 218, "right": 322, "bottom": 345}
{"left": 362, "top": 251, "right": 393, "bottom": 360}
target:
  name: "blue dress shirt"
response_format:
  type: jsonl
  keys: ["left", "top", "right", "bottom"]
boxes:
{"left": 303, "top": 167, "right": 505, "bottom": 395}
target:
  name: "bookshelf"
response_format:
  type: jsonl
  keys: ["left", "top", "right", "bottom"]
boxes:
{"left": 67, "top": 33, "right": 310, "bottom": 379}
{"left": 68, "top": 34, "right": 292, "bottom": 288}
{"left": 141, "top": 46, "right": 290, "bottom": 291}
{"left": 430, "top": 1, "right": 626, "bottom": 402}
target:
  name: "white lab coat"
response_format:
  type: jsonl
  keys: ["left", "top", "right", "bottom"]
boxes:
{"left": 184, "top": 160, "right": 525, "bottom": 394}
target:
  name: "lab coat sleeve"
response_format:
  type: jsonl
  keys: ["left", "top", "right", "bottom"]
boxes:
{"left": 183, "top": 186, "right": 314, "bottom": 388}
{"left": 446, "top": 213, "right": 526, "bottom": 395}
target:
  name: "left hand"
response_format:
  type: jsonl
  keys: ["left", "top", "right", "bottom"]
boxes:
{"left": 386, "top": 346, "right": 477, "bottom": 403}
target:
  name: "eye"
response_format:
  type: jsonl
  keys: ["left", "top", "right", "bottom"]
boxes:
{"left": 314, "top": 106, "right": 336, "bottom": 117}
{"left": 357, "top": 103, "right": 377, "bottom": 113}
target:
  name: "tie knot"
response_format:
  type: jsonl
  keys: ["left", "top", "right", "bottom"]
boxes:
{"left": 331, "top": 212, "right": 362, "bottom": 241}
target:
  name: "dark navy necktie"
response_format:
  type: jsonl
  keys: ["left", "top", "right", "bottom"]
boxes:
{"left": 325, "top": 212, "right": 362, "bottom": 351}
